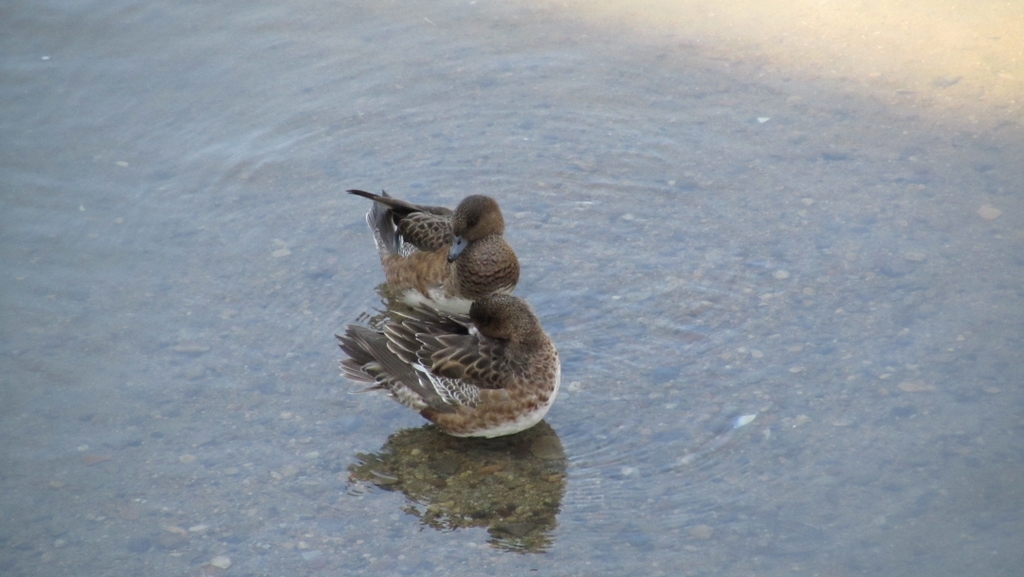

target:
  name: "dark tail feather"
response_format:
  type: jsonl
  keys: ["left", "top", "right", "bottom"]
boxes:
{"left": 347, "top": 189, "right": 421, "bottom": 215}
{"left": 336, "top": 325, "right": 420, "bottom": 386}
{"left": 336, "top": 329, "right": 376, "bottom": 367}
{"left": 346, "top": 189, "right": 387, "bottom": 202}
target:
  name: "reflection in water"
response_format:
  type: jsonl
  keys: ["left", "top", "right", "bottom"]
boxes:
{"left": 349, "top": 285, "right": 410, "bottom": 330}
{"left": 348, "top": 422, "right": 566, "bottom": 553}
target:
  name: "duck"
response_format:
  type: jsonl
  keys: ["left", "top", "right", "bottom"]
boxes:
{"left": 337, "top": 294, "right": 560, "bottom": 438}
{"left": 348, "top": 189, "right": 519, "bottom": 313}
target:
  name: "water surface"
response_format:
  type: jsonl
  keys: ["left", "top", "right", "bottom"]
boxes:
{"left": 2, "top": 0, "right": 1022, "bottom": 575}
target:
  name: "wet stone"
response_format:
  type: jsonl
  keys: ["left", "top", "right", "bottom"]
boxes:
{"left": 117, "top": 438, "right": 144, "bottom": 449}
{"left": 898, "top": 381, "right": 936, "bottom": 393}
{"left": 617, "top": 527, "right": 654, "bottom": 551}
{"left": 493, "top": 521, "right": 538, "bottom": 538}
{"left": 81, "top": 453, "right": 112, "bottom": 466}
{"left": 117, "top": 504, "right": 142, "bottom": 520}
{"left": 647, "top": 365, "right": 680, "bottom": 384}
{"left": 427, "top": 455, "right": 462, "bottom": 477}
{"left": 477, "top": 464, "right": 502, "bottom": 475}
{"left": 208, "top": 555, "right": 232, "bottom": 569}
{"left": 977, "top": 204, "right": 1002, "bottom": 220}
{"left": 126, "top": 536, "right": 152, "bottom": 553}
{"left": 171, "top": 342, "right": 210, "bottom": 354}
{"left": 255, "top": 381, "right": 276, "bottom": 395}
{"left": 689, "top": 524, "right": 714, "bottom": 540}
{"left": 891, "top": 405, "right": 916, "bottom": 418}
{"left": 158, "top": 531, "right": 189, "bottom": 550}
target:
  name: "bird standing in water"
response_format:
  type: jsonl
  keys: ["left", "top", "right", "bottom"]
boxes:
{"left": 347, "top": 189, "right": 519, "bottom": 313}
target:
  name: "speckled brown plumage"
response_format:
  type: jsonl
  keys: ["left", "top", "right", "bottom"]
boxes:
{"left": 347, "top": 190, "right": 519, "bottom": 312}
{"left": 337, "top": 294, "right": 560, "bottom": 438}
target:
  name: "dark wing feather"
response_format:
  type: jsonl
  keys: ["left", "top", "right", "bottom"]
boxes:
{"left": 348, "top": 189, "right": 454, "bottom": 252}
{"left": 382, "top": 309, "right": 463, "bottom": 365}
{"left": 397, "top": 211, "right": 454, "bottom": 252}
{"left": 390, "top": 306, "right": 470, "bottom": 337}
{"left": 380, "top": 306, "right": 510, "bottom": 390}
{"left": 419, "top": 333, "right": 512, "bottom": 390}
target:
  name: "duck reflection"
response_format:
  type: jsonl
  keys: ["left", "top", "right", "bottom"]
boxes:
{"left": 348, "top": 285, "right": 408, "bottom": 330}
{"left": 348, "top": 421, "right": 566, "bottom": 552}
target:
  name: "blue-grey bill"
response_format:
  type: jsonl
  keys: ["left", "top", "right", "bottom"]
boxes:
{"left": 448, "top": 236, "right": 468, "bottom": 262}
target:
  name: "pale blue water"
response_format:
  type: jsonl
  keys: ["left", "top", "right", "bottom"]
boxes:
{"left": 2, "top": 1, "right": 1022, "bottom": 575}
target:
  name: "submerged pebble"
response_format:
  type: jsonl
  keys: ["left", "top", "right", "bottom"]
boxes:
{"left": 734, "top": 414, "right": 757, "bottom": 429}
{"left": 977, "top": 204, "right": 1002, "bottom": 220}
{"left": 301, "top": 550, "right": 323, "bottom": 562}
{"left": 208, "top": 555, "right": 232, "bottom": 569}
{"left": 171, "top": 342, "right": 210, "bottom": 354}
{"left": 898, "top": 381, "right": 936, "bottom": 393}
{"left": 689, "top": 524, "right": 714, "bottom": 540}
{"left": 81, "top": 453, "right": 112, "bottom": 466}
{"left": 126, "top": 537, "right": 151, "bottom": 553}
{"left": 158, "top": 531, "right": 189, "bottom": 550}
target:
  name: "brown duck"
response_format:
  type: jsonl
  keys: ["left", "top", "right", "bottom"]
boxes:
{"left": 337, "top": 294, "right": 560, "bottom": 438}
{"left": 348, "top": 189, "right": 519, "bottom": 313}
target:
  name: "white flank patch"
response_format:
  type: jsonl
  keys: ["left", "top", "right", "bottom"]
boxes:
{"left": 452, "top": 361, "right": 562, "bottom": 438}
{"left": 399, "top": 288, "right": 473, "bottom": 315}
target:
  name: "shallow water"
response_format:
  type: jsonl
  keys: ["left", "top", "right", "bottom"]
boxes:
{"left": 2, "top": 0, "right": 1022, "bottom": 575}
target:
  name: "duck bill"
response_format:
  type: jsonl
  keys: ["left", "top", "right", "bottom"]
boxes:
{"left": 447, "top": 236, "right": 468, "bottom": 263}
